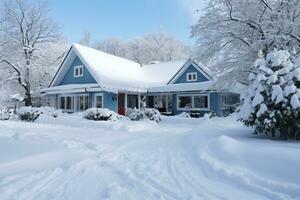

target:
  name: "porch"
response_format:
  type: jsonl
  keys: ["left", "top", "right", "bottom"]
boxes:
{"left": 117, "top": 92, "right": 174, "bottom": 115}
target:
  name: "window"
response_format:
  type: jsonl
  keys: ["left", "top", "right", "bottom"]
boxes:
{"left": 187, "top": 72, "right": 197, "bottom": 82}
{"left": 194, "top": 96, "right": 208, "bottom": 109}
{"left": 60, "top": 96, "right": 65, "bottom": 109}
{"left": 127, "top": 95, "right": 138, "bottom": 109}
{"left": 94, "top": 94, "right": 103, "bottom": 108}
{"left": 178, "top": 94, "right": 209, "bottom": 110}
{"left": 153, "top": 95, "right": 173, "bottom": 113}
{"left": 74, "top": 65, "right": 84, "bottom": 78}
{"left": 59, "top": 95, "right": 74, "bottom": 111}
{"left": 66, "top": 96, "right": 73, "bottom": 110}
{"left": 178, "top": 96, "right": 192, "bottom": 109}
{"left": 76, "top": 95, "right": 89, "bottom": 111}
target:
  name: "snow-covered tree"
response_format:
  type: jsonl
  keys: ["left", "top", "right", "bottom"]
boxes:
{"left": 127, "top": 32, "right": 190, "bottom": 64}
{"left": 192, "top": 0, "right": 300, "bottom": 88}
{"left": 94, "top": 32, "right": 190, "bottom": 65}
{"left": 79, "top": 30, "right": 92, "bottom": 47}
{"left": 93, "top": 38, "right": 127, "bottom": 58}
{"left": 239, "top": 50, "right": 300, "bottom": 139}
{"left": 0, "top": 0, "right": 61, "bottom": 106}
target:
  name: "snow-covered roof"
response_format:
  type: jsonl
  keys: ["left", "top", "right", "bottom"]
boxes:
{"left": 141, "top": 59, "right": 188, "bottom": 85}
{"left": 49, "top": 43, "right": 215, "bottom": 92}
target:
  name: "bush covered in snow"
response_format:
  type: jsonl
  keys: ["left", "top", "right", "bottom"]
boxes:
{"left": 17, "top": 106, "right": 59, "bottom": 122}
{"left": 126, "top": 108, "right": 161, "bottom": 122}
{"left": 144, "top": 108, "right": 161, "bottom": 122}
{"left": 83, "top": 108, "right": 124, "bottom": 121}
{"left": 0, "top": 108, "right": 17, "bottom": 120}
{"left": 239, "top": 50, "right": 300, "bottom": 139}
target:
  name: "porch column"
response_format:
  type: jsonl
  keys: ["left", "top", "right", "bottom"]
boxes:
{"left": 125, "top": 92, "right": 128, "bottom": 113}
{"left": 165, "top": 95, "right": 168, "bottom": 112}
{"left": 138, "top": 93, "right": 141, "bottom": 109}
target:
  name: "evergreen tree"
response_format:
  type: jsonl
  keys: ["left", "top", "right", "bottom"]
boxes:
{"left": 239, "top": 50, "right": 300, "bottom": 139}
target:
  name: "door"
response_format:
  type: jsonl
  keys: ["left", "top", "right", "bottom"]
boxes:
{"left": 118, "top": 93, "right": 125, "bottom": 115}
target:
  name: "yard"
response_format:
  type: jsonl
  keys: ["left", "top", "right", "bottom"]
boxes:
{"left": 0, "top": 114, "right": 299, "bottom": 200}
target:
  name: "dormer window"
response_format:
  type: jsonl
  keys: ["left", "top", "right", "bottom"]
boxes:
{"left": 187, "top": 72, "right": 197, "bottom": 82}
{"left": 74, "top": 65, "right": 84, "bottom": 78}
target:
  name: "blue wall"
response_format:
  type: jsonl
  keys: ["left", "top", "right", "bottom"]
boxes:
{"left": 91, "top": 91, "right": 118, "bottom": 112}
{"left": 209, "top": 92, "right": 221, "bottom": 116}
{"left": 60, "top": 56, "right": 97, "bottom": 85}
{"left": 173, "top": 64, "right": 209, "bottom": 84}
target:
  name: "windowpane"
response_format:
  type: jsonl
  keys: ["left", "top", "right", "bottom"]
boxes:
{"left": 96, "top": 95, "right": 102, "bottom": 108}
{"left": 75, "top": 68, "right": 78, "bottom": 76}
{"left": 85, "top": 96, "right": 89, "bottom": 109}
{"left": 178, "top": 96, "right": 192, "bottom": 109}
{"left": 60, "top": 97, "right": 65, "bottom": 109}
{"left": 66, "top": 96, "right": 73, "bottom": 110}
{"left": 79, "top": 96, "right": 84, "bottom": 110}
{"left": 192, "top": 74, "right": 197, "bottom": 80}
{"left": 79, "top": 67, "right": 83, "bottom": 75}
{"left": 194, "top": 96, "right": 208, "bottom": 108}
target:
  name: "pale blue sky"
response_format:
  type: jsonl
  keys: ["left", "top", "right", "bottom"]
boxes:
{"left": 48, "top": 0, "right": 207, "bottom": 45}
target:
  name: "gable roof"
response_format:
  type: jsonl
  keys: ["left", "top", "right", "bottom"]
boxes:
{"left": 50, "top": 43, "right": 211, "bottom": 91}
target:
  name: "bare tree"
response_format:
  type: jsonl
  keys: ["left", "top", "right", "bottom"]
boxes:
{"left": 0, "top": 0, "right": 59, "bottom": 106}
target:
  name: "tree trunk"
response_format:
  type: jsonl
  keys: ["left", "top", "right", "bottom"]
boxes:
{"left": 24, "top": 85, "right": 32, "bottom": 106}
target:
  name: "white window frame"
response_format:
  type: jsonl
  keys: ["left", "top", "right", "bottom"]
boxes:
{"left": 94, "top": 93, "right": 104, "bottom": 108}
{"left": 74, "top": 65, "right": 84, "bottom": 78}
{"left": 177, "top": 94, "right": 210, "bottom": 111}
{"left": 58, "top": 94, "right": 75, "bottom": 112}
{"left": 76, "top": 94, "right": 89, "bottom": 111}
{"left": 186, "top": 72, "right": 197, "bottom": 82}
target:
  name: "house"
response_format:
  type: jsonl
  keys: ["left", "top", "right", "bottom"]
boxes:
{"left": 44, "top": 43, "right": 240, "bottom": 116}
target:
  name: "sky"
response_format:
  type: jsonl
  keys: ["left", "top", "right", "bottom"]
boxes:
{"left": 47, "top": 0, "right": 208, "bottom": 45}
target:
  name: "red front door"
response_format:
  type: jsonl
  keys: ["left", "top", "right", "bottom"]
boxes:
{"left": 118, "top": 93, "right": 125, "bottom": 115}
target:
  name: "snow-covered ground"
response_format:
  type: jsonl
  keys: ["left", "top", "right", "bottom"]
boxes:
{"left": 0, "top": 114, "right": 299, "bottom": 200}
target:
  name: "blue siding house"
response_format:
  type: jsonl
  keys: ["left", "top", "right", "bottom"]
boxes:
{"left": 45, "top": 43, "right": 240, "bottom": 116}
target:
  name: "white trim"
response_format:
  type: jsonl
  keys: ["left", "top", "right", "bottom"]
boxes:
{"left": 74, "top": 65, "right": 84, "bottom": 78}
{"left": 177, "top": 93, "right": 210, "bottom": 111}
{"left": 186, "top": 72, "right": 197, "bottom": 82}
{"left": 94, "top": 93, "right": 104, "bottom": 108}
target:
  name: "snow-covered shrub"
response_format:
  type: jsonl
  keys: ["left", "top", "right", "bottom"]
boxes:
{"left": 17, "top": 106, "right": 59, "bottom": 122}
{"left": 0, "top": 108, "right": 16, "bottom": 120}
{"left": 126, "top": 108, "right": 161, "bottom": 122}
{"left": 84, "top": 108, "right": 124, "bottom": 121}
{"left": 144, "top": 108, "right": 161, "bottom": 122}
{"left": 176, "top": 112, "right": 191, "bottom": 118}
{"left": 239, "top": 50, "right": 300, "bottom": 139}
{"left": 126, "top": 108, "right": 144, "bottom": 121}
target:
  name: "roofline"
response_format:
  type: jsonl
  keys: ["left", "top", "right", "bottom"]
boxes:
{"left": 167, "top": 59, "right": 212, "bottom": 84}
{"left": 48, "top": 46, "right": 73, "bottom": 88}
{"left": 167, "top": 59, "right": 192, "bottom": 85}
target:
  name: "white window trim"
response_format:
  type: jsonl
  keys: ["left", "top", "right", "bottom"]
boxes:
{"left": 94, "top": 93, "right": 104, "bottom": 108}
{"left": 177, "top": 94, "right": 210, "bottom": 111}
{"left": 186, "top": 72, "right": 197, "bottom": 82}
{"left": 74, "top": 65, "right": 84, "bottom": 78}
{"left": 58, "top": 94, "right": 75, "bottom": 112}
{"left": 76, "top": 94, "right": 89, "bottom": 111}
